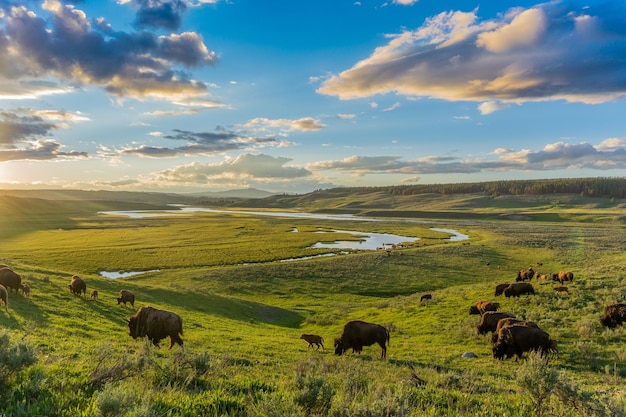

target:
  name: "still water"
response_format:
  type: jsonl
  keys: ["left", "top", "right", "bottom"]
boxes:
{"left": 98, "top": 207, "right": 468, "bottom": 275}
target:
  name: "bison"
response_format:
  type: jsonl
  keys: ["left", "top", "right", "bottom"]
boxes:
{"left": 0, "top": 284, "right": 7, "bottom": 312}
{"left": 552, "top": 271, "right": 574, "bottom": 285}
{"left": 90, "top": 289, "right": 99, "bottom": 300}
{"left": 127, "top": 306, "right": 183, "bottom": 349}
{"left": 494, "top": 283, "right": 510, "bottom": 297}
{"left": 493, "top": 325, "right": 557, "bottom": 360}
{"left": 477, "top": 311, "right": 516, "bottom": 335}
{"left": 0, "top": 267, "right": 22, "bottom": 294}
{"left": 20, "top": 283, "right": 30, "bottom": 298}
{"left": 491, "top": 318, "right": 539, "bottom": 344}
{"left": 420, "top": 294, "right": 432, "bottom": 303}
{"left": 68, "top": 275, "right": 86, "bottom": 297}
{"left": 553, "top": 286, "right": 569, "bottom": 294}
{"left": 600, "top": 303, "right": 626, "bottom": 329}
{"left": 504, "top": 282, "right": 535, "bottom": 297}
{"left": 469, "top": 300, "right": 501, "bottom": 315}
{"left": 516, "top": 267, "right": 535, "bottom": 282}
{"left": 300, "top": 334, "right": 324, "bottom": 350}
{"left": 334, "top": 320, "right": 390, "bottom": 359}
{"left": 117, "top": 290, "right": 135, "bottom": 308}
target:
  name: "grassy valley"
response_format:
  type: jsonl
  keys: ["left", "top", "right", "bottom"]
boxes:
{"left": 1, "top": 183, "right": 626, "bottom": 416}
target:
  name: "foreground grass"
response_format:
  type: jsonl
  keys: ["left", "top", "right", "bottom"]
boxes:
{"left": 0, "top": 196, "right": 625, "bottom": 416}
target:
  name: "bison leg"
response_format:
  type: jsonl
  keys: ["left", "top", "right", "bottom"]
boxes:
{"left": 169, "top": 334, "right": 184, "bottom": 349}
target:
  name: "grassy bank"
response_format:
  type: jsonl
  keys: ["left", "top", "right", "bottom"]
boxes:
{"left": 0, "top": 195, "right": 625, "bottom": 416}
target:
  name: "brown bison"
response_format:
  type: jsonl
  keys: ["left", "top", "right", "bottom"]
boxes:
{"left": 420, "top": 294, "right": 432, "bottom": 302}
{"left": 117, "top": 290, "right": 135, "bottom": 308}
{"left": 494, "top": 283, "right": 510, "bottom": 297}
{"left": 334, "top": 320, "right": 390, "bottom": 359}
{"left": 300, "top": 334, "right": 324, "bottom": 350}
{"left": 553, "top": 286, "right": 569, "bottom": 293}
{"left": 516, "top": 267, "right": 535, "bottom": 282}
{"left": 0, "top": 267, "right": 22, "bottom": 294}
{"left": 600, "top": 303, "right": 626, "bottom": 329}
{"left": 90, "top": 289, "right": 99, "bottom": 300}
{"left": 477, "top": 311, "right": 516, "bottom": 335}
{"left": 491, "top": 318, "right": 539, "bottom": 344}
{"left": 0, "top": 284, "right": 8, "bottom": 312}
{"left": 127, "top": 306, "right": 183, "bottom": 349}
{"left": 552, "top": 271, "right": 574, "bottom": 285}
{"left": 20, "top": 283, "right": 30, "bottom": 298}
{"left": 504, "top": 282, "right": 535, "bottom": 297}
{"left": 68, "top": 275, "right": 86, "bottom": 297}
{"left": 493, "top": 325, "right": 557, "bottom": 360}
{"left": 469, "top": 300, "right": 501, "bottom": 315}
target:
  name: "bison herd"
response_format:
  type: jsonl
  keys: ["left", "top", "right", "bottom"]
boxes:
{"left": 2, "top": 262, "right": 626, "bottom": 362}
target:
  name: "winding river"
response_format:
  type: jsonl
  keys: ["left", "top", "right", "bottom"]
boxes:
{"left": 98, "top": 207, "right": 469, "bottom": 276}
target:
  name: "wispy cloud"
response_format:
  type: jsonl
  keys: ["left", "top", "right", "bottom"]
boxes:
{"left": 305, "top": 139, "right": 626, "bottom": 175}
{"left": 0, "top": 109, "right": 89, "bottom": 161}
{"left": 318, "top": 2, "right": 626, "bottom": 112}
{"left": 243, "top": 117, "right": 326, "bottom": 132}
{"left": 114, "top": 128, "right": 293, "bottom": 158}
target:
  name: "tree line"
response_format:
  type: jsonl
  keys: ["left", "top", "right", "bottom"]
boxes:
{"left": 317, "top": 177, "right": 626, "bottom": 199}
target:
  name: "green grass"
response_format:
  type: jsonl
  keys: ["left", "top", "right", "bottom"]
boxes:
{"left": 0, "top": 194, "right": 625, "bottom": 416}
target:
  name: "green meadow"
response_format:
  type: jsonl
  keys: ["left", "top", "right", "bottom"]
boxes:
{"left": 1, "top": 190, "right": 626, "bottom": 416}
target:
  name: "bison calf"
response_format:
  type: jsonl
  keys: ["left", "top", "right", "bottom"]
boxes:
{"left": 300, "top": 334, "right": 324, "bottom": 350}
{"left": 335, "top": 320, "right": 390, "bottom": 359}
{"left": 90, "top": 289, "right": 99, "bottom": 300}
{"left": 20, "top": 283, "right": 31, "bottom": 298}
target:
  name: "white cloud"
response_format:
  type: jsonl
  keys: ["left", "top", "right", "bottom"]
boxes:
{"left": 318, "top": 3, "right": 626, "bottom": 110}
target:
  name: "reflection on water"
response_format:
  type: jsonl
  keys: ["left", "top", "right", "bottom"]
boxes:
{"left": 429, "top": 228, "right": 469, "bottom": 241}
{"left": 100, "top": 269, "right": 160, "bottom": 279}
{"left": 99, "top": 207, "right": 470, "bottom": 264}
{"left": 310, "top": 229, "right": 418, "bottom": 250}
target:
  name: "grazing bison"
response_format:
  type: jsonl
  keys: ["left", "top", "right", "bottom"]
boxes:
{"left": 420, "top": 294, "right": 432, "bottom": 303}
{"left": 127, "top": 306, "right": 183, "bottom": 349}
{"left": 300, "top": 334, "right": 324, "bottom": 350}
{"left": 90, "top": 289, "right": 99, "bottom": 300}
{"left": 0, "top": 284, "right": 7, "bottom": 312}
{"left": 553, "top": 286, "right": 569, "bottom": 294}
{"left": 477, "top": 311, "right": 516, "bottom": 335}
{"left": 504, "top": 282, "right": 535, "bottom": 298}
{"left": 494, "top": 283, "right": 510, "bottom": 297}
{"left": 600, "top": 303, "right": 626, "bottom": 329}
{"left": 68, "top": 275, "right": 86, "bottom": 297}
{"left": 516, "top": 267, "right": 535, "bottom": 282}
{"left": 491, "top": 318, "right": 539, "bottom": 344}
{"left": 20, "top": 283, "right": 30, "bottom": 298}
{"left": 469, "top": 300, "right": 501, "bottom": 315}
{"left": 334, "top": 320, "right": 390, "bottom": 359}
{"left": 493, "top": 325, "right": 557, "bottom": 360}
{"left": 0, "top": 267, "right": 22, "bottom": 294}
{"left": 117, "top": 290, "right": 135, "bottom": 308}
{"left": 552, "top": 271, "right": 574, "bottom": 285}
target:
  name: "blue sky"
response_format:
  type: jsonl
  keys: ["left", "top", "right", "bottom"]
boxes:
{"left": 1, "top": 0, "right": 625, "bottom": 194}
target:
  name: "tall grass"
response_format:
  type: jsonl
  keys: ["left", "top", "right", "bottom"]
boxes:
{"left": 0, "top": 196, "right": 625, "bottom": 415}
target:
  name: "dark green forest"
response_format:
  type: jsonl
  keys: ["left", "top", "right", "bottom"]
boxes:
{"left": 315, "top": 177, "right": 626, "bottom": 198}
